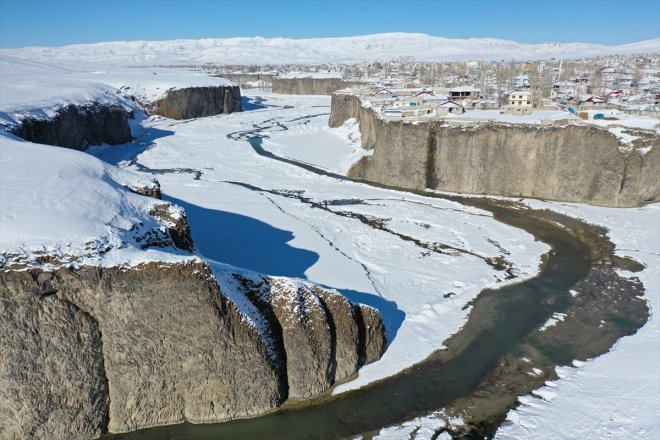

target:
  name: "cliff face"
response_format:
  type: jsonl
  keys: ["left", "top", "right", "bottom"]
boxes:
{"left": 333, "top": 93, "right": 660, "bottom": 207}
{"left": 10, "top": 103, "right": 132, "bottom": 150}
{"left": 430, "top": 124, "right": 660, "bottom": 207}
{"left": 272, "top": 78, "right": 362, "bottom": 95}
{"left": 150, "top": 86, "right": 242, "bottom": 119}
{"left": 220, "top": 73, "right": 274, "bottom": 87}
{"left": 9, "top": 86, "right": 244, "bottom": 149}
{"left": 0, "top": 261, "right": 385, "bottom": 438}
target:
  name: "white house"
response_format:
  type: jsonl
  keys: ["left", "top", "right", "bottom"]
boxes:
{"left": 504, "top": 90, "right": 533, "bottom": 115}
{"left": 515, "top": 75, "right": 529, "bottom": 89}
{"left": 436, "top": 100, "right": 465, "bottom": 115}
{"left": 578, "top": 95, "right": 607, "bottom": 108}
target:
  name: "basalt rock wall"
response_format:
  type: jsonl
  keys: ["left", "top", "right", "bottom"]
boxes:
{"left": 332, "top": 93, "right": 660, "bottom": 207}
{"left": 0, "top": 261, "right": 385, "bottom": 439}
{"left": 272, "top": 78, "right": 362, "bottom": 95}
{"left": 10, "top": 103, "right": 132, "bottom": 150}
{"left": 220, "top": 73, "right": 274, "bottom": 87}
{"left": 150, "top": 86, "right": 243, "bottom": 119}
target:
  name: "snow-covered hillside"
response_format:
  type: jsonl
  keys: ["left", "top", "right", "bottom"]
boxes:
{"left": 0, "top": 137, "right": 194, "bottom": 270}
{"left": 0, "top": 54, "right": 231, "bottom": 118}
{"left": 2, "top": 33, "right": 658, "bottom": 65}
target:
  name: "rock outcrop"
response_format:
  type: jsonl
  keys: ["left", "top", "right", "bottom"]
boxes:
{"left": 150, "top": 86, "right": 242, "bottom": 119}
{"left": 331, "top": 92, "right": 660, "bottom": 207}
{"left": 232, "top": 274, "right": 386, "bottom": 400}
{"left": 10, "top": 103, "right": 132, "bottom": 150}
{"left": 0, "top": 261, "right": 385, "bottom": 438}
{"left": 272, "top": 78, "right": 363, "bottom": 95}
{"left": 219, "top": 73, "right": 274, "bottom": 88}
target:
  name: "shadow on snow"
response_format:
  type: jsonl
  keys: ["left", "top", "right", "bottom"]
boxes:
{"left": 87, "top": 121, "right": 175, "bottom": 166}
{"left": 166, "top": 195, "right": 404, "bottom": 344}
{"left": 241, "top": 95, "right": 271, "bottom": 111}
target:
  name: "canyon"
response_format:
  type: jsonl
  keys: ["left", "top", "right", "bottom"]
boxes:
{"left": 330, "top": 92, "right": 660, "bottom": 207}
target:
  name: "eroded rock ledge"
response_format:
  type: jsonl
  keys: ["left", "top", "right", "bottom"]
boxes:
{"left": 0, "top": 261, "right": 385, "bottom": 438}
{"left": 7, "top": 85, "right": 243, "bottom": 151}
{"left": 330, "top": 92, "right": 660, "bottom": 207}
{"left": 9, "top": 102, "right": 132, "bottom": 150}
{"left": 149, "top": 86, "right": 243, "bottom": 119}
{"left": 272, "top": 77, "right": 362, "bottom": 95}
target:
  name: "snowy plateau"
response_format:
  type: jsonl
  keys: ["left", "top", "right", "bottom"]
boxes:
{"left": 0, "top": 33, "right": 659, "bottom": 440}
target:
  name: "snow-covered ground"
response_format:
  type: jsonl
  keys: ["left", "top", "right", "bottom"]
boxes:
{"left": 1, "top": 33, "right": 658, "bottom": 65}
{"left": 454, "top": 108, "right": 660, "bottom": 133}
{"left": 262, "top": 116, "right": 369, "bottom": 174}
{"left": 0, "top": 137, "right": 194, "bottom": 269}
{"left": 454, "top": 109, "right": 577, "bottom": 124}
{"left": 88, "top": 91, "right": 547, "bottom": 392}
{"left": 0, "top": 55, "right": 127, "bottom": 118}
{"left": 0, "top": 54, "right": 232, "bottom": 125}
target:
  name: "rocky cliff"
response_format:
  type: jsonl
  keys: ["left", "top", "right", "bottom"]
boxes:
{"left": 220, "top": 73, "right": 274, "bottom": 87}
{"left": 0, "top": 261, "right": 385, "bottom": 438}
{"left": 331, "top": 93, "right": 660, "bottom": 207}
{"left": 150, "top": 86, "right": 242, "bottom": 119}
{"left": 10, "top": 103, "right": 132, "bottom": 150}
{"left": 272, "top": 78, "right": 362, "bottom": 95}
{"left": 8, "top": 86, "right": 244, "bottom": 149}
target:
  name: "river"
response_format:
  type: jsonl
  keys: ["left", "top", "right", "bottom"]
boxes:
{"left": 108, "top": 108, "right": 648, "bottom": 440}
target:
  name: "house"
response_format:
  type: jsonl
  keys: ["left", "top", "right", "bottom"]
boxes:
{"left": 515, "top": 75, "right": 529, "bottom": 89}
{"left": 578, "top": 95, "right": 607, "bottom": 108}
{"left": 606, "top": 90, "right": 625, "bottom": 101}
{"left": 449, "top": 86, "right": 481, "bottom": 101}
{"left": 468, "top": 98, "right": 498, "bottom": 110}
{"left": 383, "top": 107, "right": 403, "bottom": 118}
{"left": 503, "top": 90, "right": 533, "bottom": 115}
{"left": 414, "top": 90, "right": 435, "bottom": 98}
{"left": 374, "top": 88, "right": 395, "bottom": 96}
{"left": 393, "top": 96, "right": 423, "bottom": 108}
{"left": 436, "top": 100, "right": 465, "bottom": 115}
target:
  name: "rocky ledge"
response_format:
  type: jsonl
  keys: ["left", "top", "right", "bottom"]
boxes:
{"left": 330, "top": 92, "right": 660, "bottom": 207}
{"left": 149, "top": 85, "right": 243, "bottom": 119}
{"left": 0, "top": 261, "right": 385, "bottom": 439}
{"left": 272, "top": 77, "right": 363, "bottom": 95}
{"left": 7, "top": 85, "right": 243, "bottom": 151}
{"left": 9, "top": 102, "right": 132, "bottom": 150}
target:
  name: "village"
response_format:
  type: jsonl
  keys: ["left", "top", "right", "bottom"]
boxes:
{"left": 215, "top": 53, "right": 660, "bottom": 126}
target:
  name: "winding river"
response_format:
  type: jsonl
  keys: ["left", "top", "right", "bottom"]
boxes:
{"left": 109, "top": 113, "right": 649, "bottom": 439}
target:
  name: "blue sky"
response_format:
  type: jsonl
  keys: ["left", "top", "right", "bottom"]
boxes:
{"left": 1, "top": 0, "right": 659, "bottom": 48}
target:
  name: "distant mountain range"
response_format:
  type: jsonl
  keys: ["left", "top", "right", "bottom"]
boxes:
{"left": 2, "top": 33, "right": 658, "bottom": 65}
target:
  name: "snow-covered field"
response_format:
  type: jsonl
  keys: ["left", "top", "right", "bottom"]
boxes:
{"left": 1, "top": 33, "right": 658, "bottom": 65}
{"left": 454, "top": 108, "right": 660, "bottom": 132}
{"left": 0, "top": 136, "right": 196, "bottom": 269}
{"left": 0, "top": 54, "right": 231, "bottom": 124}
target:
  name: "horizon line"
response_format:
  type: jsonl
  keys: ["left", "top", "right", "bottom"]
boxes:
{"left": 2, "top": 32, "right": 660, "bottom": 51}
